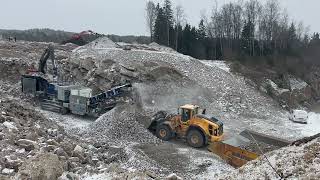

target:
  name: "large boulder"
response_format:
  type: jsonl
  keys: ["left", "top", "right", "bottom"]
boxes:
{"left": 289, "top": 76, "right": 312, "bottom": 103}
{"left": 264, "top": 77, "right": 312, "bottom": 108}
{"left": 79, "top": 57, "right": 95, "bottom": 71}
{"left": 305, "top": 68, "right": 320, "bottom": 97}
{"left": 16, "top": 139, "right": 39, "bottom": 151}
{"left": 17, "top": 153, "right": 64, "bottom": 180}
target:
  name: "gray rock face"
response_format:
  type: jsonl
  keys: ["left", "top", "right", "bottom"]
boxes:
{"left": 47, "top": 129, "right": 58, "bottom": 137}
{"left": 57, "top": 172, "right": 80, "bottom": 180}
{"left": 0, "top": 132, "right": 4, "bottom": 140}
{"left": 18, "top": 153, "right": 64, "bottom": 180}
{"left": 1, "top": 168, "right": 14, "bottom": 175}
{"left": 166, "top": 173, "right": 183, "bottom": 180}
{"left": 68, "top": 157, "right": 80, "bottom": 163}
{"left": 17, "top": 139, "right": 39, "bottom": 151}
{"left": 3, "top": 155, "right": 22, "bottom": 171}
{"left": 72, "top": 145, "right": 86, "bottom": 163}
{"left": 3, "top": 121, "right": 17, "bottom": 131}
{"left": 46, "top": 139, "right": 59, "bottom": 146}
{"left": 73, "top": 145, "right": 84, "bottom": 154}
{"left": 264, "top": 78, "right": 312, "bottom": 108}
{"left": 54, "top": 148, "right": 68, "bottom": 157}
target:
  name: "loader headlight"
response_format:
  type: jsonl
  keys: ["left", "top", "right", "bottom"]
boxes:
{"left": 208, "top": 125, "right": 213, "bottom": 135}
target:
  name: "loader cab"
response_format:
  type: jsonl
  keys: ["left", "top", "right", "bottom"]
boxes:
{"left": 179, "top": 104, "right": 199, "bottom": 122}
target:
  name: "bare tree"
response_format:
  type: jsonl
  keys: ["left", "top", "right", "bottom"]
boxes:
{"left": 264, "top": 0, "right": 280, "bottom": 42}
{"left": 163, "top": 0, "right": 174, "bottom": 46}
{"left": 174, "top": 5, "right": 185, "bottom": 50}
{"left": 277, "top": 9, "right": 289, "bottom": 51}
{"left": 208, "top": 0, "right": 219, "bottom": 39}
{"left": 201, "top": 0, "right": 308, "bottom": 57}
{"left": 232, "top": 2, "right": 243, "bottom": 41}
{"left": 209, "top": 0, "right": 225, "bottom": 57}
{"left": 221, "top": 3, "right": 234, "bottom": 48}
{"left": 146, "top": 1, "right": 156, "bottom": 42}
{"left": 296, "top": 21, "right": 305, "bottom": 41}
{"left": 244, "top": 0, "right": 261, "bottom": 56}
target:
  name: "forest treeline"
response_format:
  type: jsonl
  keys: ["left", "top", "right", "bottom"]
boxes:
{"left": 146, "top": 0, "right": 320, "bottom": 68}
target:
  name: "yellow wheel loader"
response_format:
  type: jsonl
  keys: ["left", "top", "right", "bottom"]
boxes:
{"left": 149, "top": 104, "right": 224, "bottom": 148}
{"left": 149, "top": 104, "right": 291, "bottom": 167}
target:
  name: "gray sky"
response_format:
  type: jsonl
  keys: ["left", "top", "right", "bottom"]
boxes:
{"left": 1, "top": 0, "right": 319, "bottom": 36}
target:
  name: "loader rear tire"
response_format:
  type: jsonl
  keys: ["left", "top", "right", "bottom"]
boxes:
{"left": 187, "top": 129, "right": 205, "bottom": 148}
{"left": 156, "top": 124, "right": 172, "bottom": 141}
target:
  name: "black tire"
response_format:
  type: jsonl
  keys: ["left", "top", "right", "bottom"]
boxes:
{"left": 187, "top": 129, "right": 205, "bottom": 148}
{"left": 148, "top": 118, "right": 166, "bottom": 133}
{"left": 156, "top": 124, "right": 172, "bottom": 141}
{"left": 61, "top": 107, "right": 68, "bottom": 115}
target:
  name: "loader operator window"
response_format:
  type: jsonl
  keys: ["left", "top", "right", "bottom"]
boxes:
{"left": 182, "top": 109, "right": 191, "bottom": 122}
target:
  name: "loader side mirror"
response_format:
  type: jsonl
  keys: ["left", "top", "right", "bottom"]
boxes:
{"left": 202, "top": 109, "right": 206, "bottom": 115}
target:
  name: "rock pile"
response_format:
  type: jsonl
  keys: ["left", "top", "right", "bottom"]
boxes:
{"left": 263, "top": 76, "right": 312, "bottom": 108}
{"left": 0, "top": 98, "right": 127, "bottom": 179}
{"left": 1, "top": 38, "right": 317, "bottom": 179}
{"left": 83, "top": 103, "right": 160, "bottom": 144}
{"left": 149, "top": 42, "right": 177, "bottom": 53}
{"left": 73, "top": 36, "right": 120, "bottom": 53}
{"left": 218, "top": 136, "right": 320, "bottom": 180}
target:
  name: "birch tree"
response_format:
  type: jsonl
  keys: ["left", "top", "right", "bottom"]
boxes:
{"left": 174, "top": 5, "right": 185, "bottom": 50}
{"left": 146, "top": 1, "right": 156, "bottom": 42}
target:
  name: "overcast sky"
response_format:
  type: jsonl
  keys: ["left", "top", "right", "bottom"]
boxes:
{"left": 1, "top": 0, "right": 319, "bottom": 36}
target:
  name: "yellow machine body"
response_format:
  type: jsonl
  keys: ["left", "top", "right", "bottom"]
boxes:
{"left": 151, "top": 104, "right": 289, "bottom": 168}
{"left": 164, "top": 104, "right": 224, "bottom": 144}
{"left": 208, "top": 141, "right": 259, "bottom": 167}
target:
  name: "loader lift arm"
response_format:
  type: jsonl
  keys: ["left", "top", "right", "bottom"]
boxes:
{"left": 38, "top": 44, "right": 57, "bottom": 77}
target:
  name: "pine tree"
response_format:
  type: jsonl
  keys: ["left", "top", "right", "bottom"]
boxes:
{"left": 153, "top": 5, "right": 167, "bottom": 45}
{"left": 315, "top": 33, "right": 320, "bottom": 40}
{"left": 176, "top": 25, "right": 183, "bottom": 52}
{"left": 287, "top": 22, "right": 298, "bottom": 53}
{"left": 198, "top": 19, "right": 206, "bottom": 40}
{"left": 288, "top": 23, "right": 297, "bottom": 42}
{"left": 195, "top": 20, "right": 207, "bottom": 59}
{"left": 241, "top": 21, "right": 255, "bottom": 55}
{"left": 182, "top": 24, "right": 192, "bottom": 55}
{"left": 190, "top": 27, "right": 198, "bottom": 56}
{"left": 310, "top": 33, "right": 320, "bottom": 46}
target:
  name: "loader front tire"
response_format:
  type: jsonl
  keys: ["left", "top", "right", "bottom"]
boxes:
{"left": 187, "top": 129, "right": 205, "bottom": 148}
{"left": 156, "top": 124, "right": 172, "bottom": 141}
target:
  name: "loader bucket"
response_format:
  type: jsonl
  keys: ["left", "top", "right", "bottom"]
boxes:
{"left": 208, "top": 129, "right": 292, "bottom": 168}
{"left": 208, "top": 136, "right": 259, "bottom": 168}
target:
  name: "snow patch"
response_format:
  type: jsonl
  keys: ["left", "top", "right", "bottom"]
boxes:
{"left": 301, "top": 112, "right": 320, "bottom": 136}
{"left": 200, "top": 60, "right": 230, "bottom": 73}
{"left": 81, "top": 173, "right": 112, "bottom": 180}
